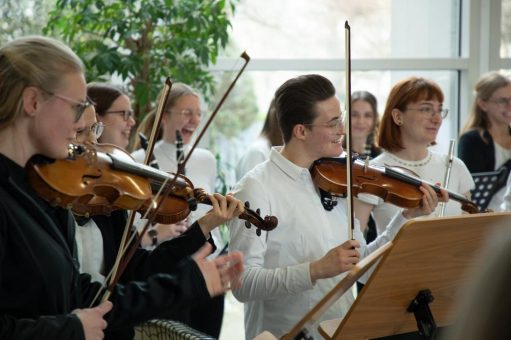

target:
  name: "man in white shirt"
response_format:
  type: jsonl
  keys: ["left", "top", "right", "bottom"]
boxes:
{"left": 228, "top": 74, "right": 445, "bottom": 339}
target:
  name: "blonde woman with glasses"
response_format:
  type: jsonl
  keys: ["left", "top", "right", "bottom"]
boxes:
{"left": 131, "top": 83, "right": 224, "bottom": 338}
{"left": 0, "top": 36, "right": 244, "bottom": 340}
{"left": 459, "top": 72, "right": 511, "bottom": 211}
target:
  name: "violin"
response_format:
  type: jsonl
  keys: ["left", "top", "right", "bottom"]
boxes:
{"left": 27, "top": 143, "right": 278, "bottom": 234}
{"left": 310, "top": 156, "right": 480, "bottom": 214}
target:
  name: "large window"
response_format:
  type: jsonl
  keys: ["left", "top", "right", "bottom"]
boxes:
{"left": 209, "top": 0, "right": 469, "bottom": 186}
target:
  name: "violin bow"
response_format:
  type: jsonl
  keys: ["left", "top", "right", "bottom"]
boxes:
{"left": 182, "top": 51, "right": 250, "bottom": 169}
{"left": 97, "top": 53, "right": 250, "bottom": 303}
{"left": 345, "top": 21, "right": 355, "bottom": 240}
{"left": 93, "top": 79, "right": 173, "bottom": 304}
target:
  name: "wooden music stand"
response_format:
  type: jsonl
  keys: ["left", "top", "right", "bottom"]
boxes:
{"left": 318, "top": 212, "right": 511, "bottom": 340}
{"left": 254, "top": 241, "right": 393, "bottom": 340}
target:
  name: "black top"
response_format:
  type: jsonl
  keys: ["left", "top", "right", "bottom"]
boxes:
{"left": 458, "top": 129, "right": 495, "bottom": 172}
{"left": 0, "top": 154, "right": 210, "bottom": 340}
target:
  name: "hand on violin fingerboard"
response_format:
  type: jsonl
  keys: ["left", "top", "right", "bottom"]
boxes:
{"left": 309, "top": 239, "right": 360, "bottom": 284}
{"left": 402, "top": 183, "right": 449, "bottom": 219}
{"left": 197, "top": 193, "right": 245, "bottom": 236}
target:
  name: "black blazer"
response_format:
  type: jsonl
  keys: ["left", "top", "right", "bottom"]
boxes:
{"left": 0, "top": 155, "right": 210, "bottom": 340}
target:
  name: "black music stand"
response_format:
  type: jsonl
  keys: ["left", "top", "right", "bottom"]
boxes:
{"left": 470, "top": 159, "right": 511, "bottom": 211}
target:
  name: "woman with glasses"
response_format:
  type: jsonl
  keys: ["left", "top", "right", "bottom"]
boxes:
{"left": 131, "top": 83, "right": 224, "bottom": 338}
{"left": 73, "top": 94, "right": 245, "bottom": 339}
{"left": 132, "top": 83, "right": 218, "bottom": 248}
{"left": 0, "top": 36, "right": 244, "bottom": 340}
{"left": 458, "top": 72, "right": 511, "bottom": 211}
{"left": 354, "top": 77, "right": 474, "bottom": 237}
{"left": 87, "top": 83, "right": 136, "bottom": 149}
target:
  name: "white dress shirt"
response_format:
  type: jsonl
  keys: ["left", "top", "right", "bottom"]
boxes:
{"left": 75, "top": 219, "right": 105, "bottom": 283}
{"left": 229, "top": 147, "right": 408, "bottom": 339}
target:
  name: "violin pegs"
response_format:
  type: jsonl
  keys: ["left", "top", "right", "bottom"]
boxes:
{"left": 244, "top": 201, "right": 250, "bottom": 208}
{"left": 256, "top": 228, "right": 261, "bottom": 236}
{"left": 256, "top": 208, "right": 260, "bottom": 215}
{"left": 245, "top": 221, "right": 251, "bottom": 229}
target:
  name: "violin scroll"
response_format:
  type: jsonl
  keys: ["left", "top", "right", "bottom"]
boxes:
{"left": 243, "top": 201, "right": 278, "bottom": 236}
{"left": 193, "top": 189, "right": 277, "bottom": 236}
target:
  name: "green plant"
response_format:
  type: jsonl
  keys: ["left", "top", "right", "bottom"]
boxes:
{"left": 44, "top": 0, "right": 237, "bottom": 119}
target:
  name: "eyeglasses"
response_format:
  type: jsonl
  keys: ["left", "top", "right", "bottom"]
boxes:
{"left": 104, "top": 109, "right": 134, "bottom": 121}
{"left": 303, "top": 117, "right": 344, "bottom": 131}
{"left": 42, "top": 89, "right": 94, "bottom": 123}
{"left": 405, "top": 106, "right": 449, "bottom": 119}
{"left": 489, "top": 97, "right": 511, "bottom": 107}
{"left": 76, "top": 122, "right": 105, "bottom": 141}
{"left": 167, "top": 109, "right": 203, "bottom": 120}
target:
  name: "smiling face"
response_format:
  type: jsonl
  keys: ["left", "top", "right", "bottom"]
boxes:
{"left": 29, "top": 72, "right": 87, "bottom": 159}
{"left": 96, "top": 94, "right": 135, "bottom": 148}
{"left": 162, "top": 94, "right": 202, "bottom": 145}
{"left": 303, "top": 96, "right": 344, "bottom": 159}
{"left": 479, "top": 84, "right": 511, "bottom": 128}
{"left": 351, "top": 99, "right": 376, "bottom": 139}
{"left": 393, "top": 98, "right": 443, "bottom": 149}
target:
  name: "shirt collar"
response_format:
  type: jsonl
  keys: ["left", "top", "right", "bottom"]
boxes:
{"left": 269, "top": 146, "right": 311, "bottom": 181}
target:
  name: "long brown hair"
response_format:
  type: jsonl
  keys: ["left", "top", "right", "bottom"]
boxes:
{"left": 87, "top": 83, "right": 125, "bottom": 117}
{"left": 343, "top": 90, "right": 380, "bottom": 154}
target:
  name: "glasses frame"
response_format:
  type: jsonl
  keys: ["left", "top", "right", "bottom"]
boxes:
{"left": 76, "top": 121, "right": 105, "bottom": 141}
{"left": 104, "top": 109, "right": 134, "bottom": 121}
{"left": 405, "top": 106, "right": 449, "bottom": 119}
{"left": 41, "top": 89, "right": 94, "bottom": 123}
{"left": 488, "top": 97, "right": 511, "bottom": 107}
{"left": 302, "top": 117, "right": 345, "bottom": 131}
{"left": 166, "top": 108, "right": 203, "bottom": 120}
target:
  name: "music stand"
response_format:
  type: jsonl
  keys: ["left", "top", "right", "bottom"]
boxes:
{"left": 318, "top": 212, "right": 511, "bottom": 340}
{"left": 253, "top": 243, "right": 393, "bottom": 340}
{"left": 470, "top": 159, "right": 511, "bottom": 211}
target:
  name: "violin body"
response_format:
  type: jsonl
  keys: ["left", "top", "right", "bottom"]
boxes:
{"left": 311, "top": 157, "right": 421, "bottom": 208}
{"left": 311, "top": 157, "right": 480, "bottom": 214}
{"left": 28, "top": 143, "right": 153, "bottom": 216}
{"left": 28, "top": 143, "right": 278, "bottom": 232}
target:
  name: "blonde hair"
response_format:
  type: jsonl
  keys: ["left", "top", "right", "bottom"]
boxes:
{"left": 461, "top": 72, "right": 511, "bottom": 141}
{"left": 0, "top": 36, "right": 84, "bottom": 130}
{"left": 132, "top": 83, "right": 200, "bottom": 150}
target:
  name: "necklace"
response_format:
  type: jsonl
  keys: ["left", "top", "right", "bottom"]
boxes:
{"left": 386, "top": 151, "right": 432, "bottom": 168}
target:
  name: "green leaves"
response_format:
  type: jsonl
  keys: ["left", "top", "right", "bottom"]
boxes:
{"left": 45, "top": 0, "right": 238, "bottom": 119}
